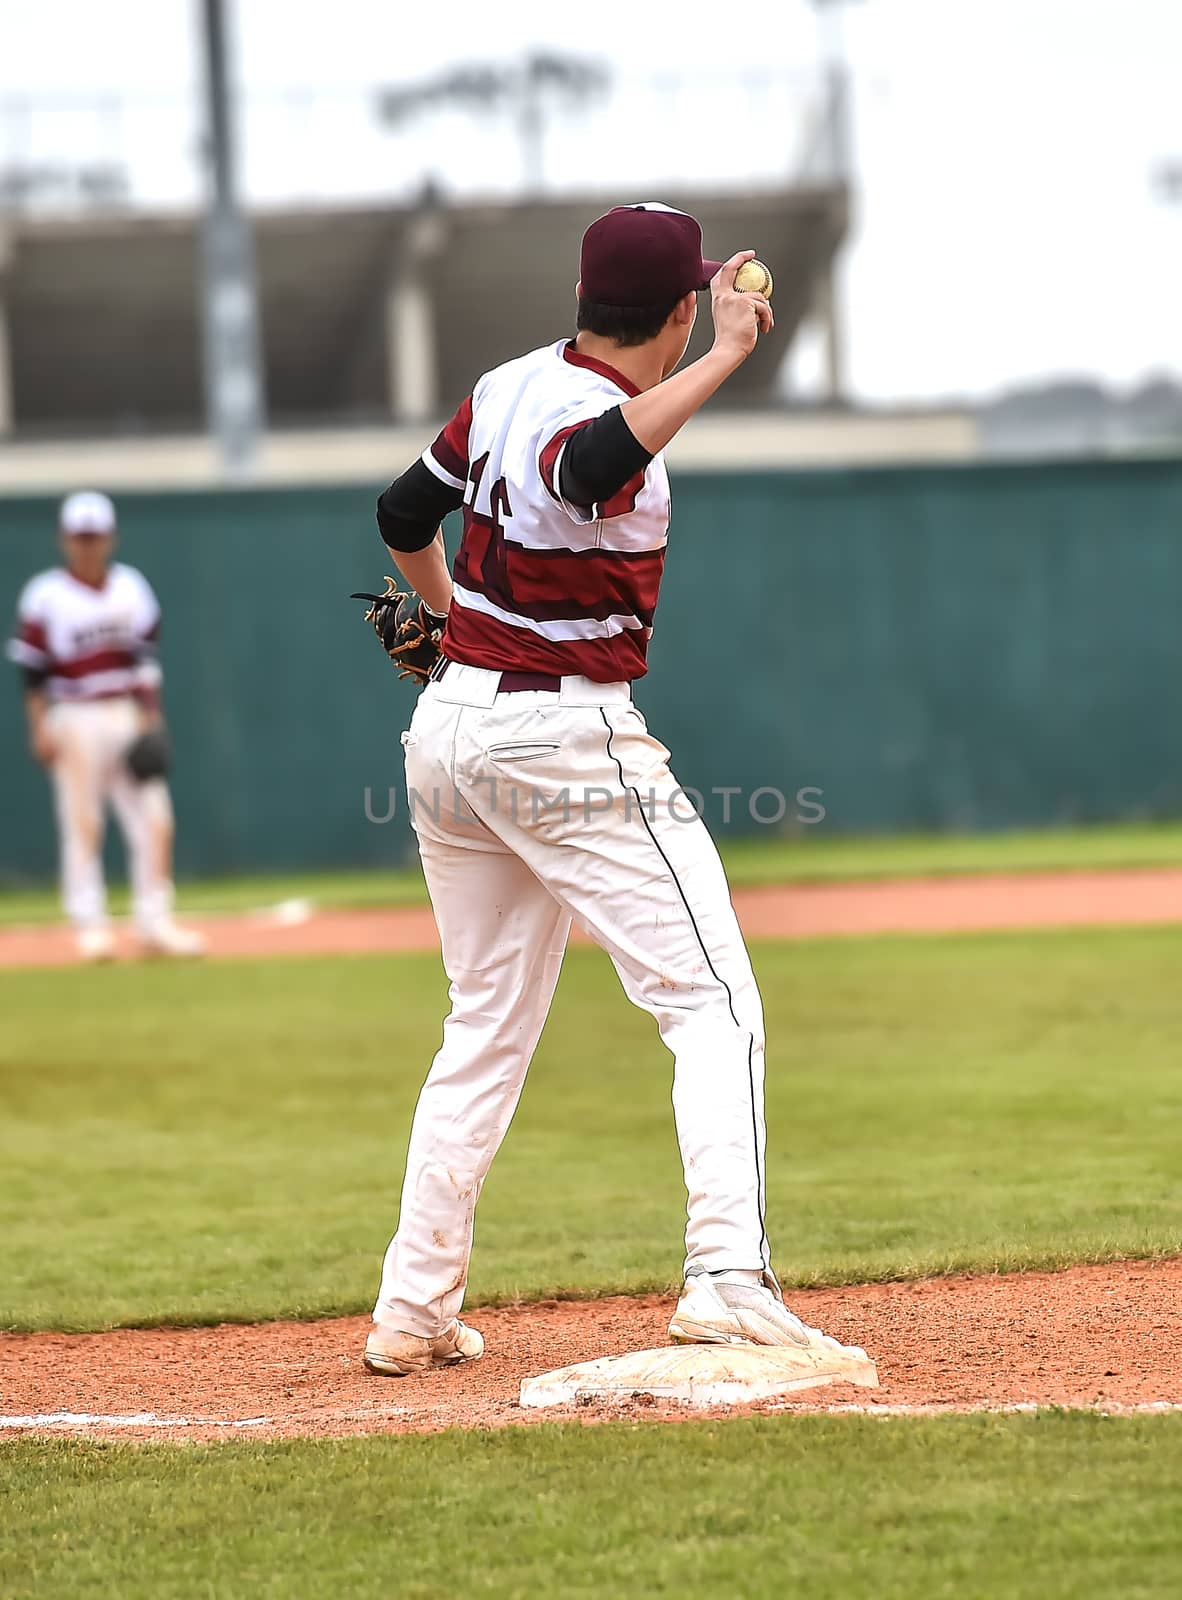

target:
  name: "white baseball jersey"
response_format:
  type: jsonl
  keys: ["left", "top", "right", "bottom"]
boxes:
{"left": 423, "top": 340, "right": 672, "bottom": 683}
{"left": 7, "top": 563, "right": 162, "bottom": 703}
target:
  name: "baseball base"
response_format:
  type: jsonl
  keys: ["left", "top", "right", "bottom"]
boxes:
{"left": 519, "top": 1340, "right": 878, "bottom": 1409}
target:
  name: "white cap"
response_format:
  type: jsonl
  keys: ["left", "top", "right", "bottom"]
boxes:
{"left": 60, "top": 491, "right": 117, "bottom": 537}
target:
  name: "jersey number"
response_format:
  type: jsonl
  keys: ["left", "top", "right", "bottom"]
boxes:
{"left": 467, "top": 454, "right": 512, "bottom": 524}
{"left": 466, "top": 454, "right": 512, "bottom": 592}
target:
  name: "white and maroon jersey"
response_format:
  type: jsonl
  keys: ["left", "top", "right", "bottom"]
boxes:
{"left": 423, "top": 340, "right": 671, "bottom": 682}
{"left": 6, "top": 563, "right": 162, "bottom": 703}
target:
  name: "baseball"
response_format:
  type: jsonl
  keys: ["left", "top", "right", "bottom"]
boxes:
{"left": 734, "top": 259, "right": 773, "bottom": 299}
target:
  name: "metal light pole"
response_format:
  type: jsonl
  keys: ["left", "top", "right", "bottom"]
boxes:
{"left": 809, "top": 0, "right": 857, "bottom": 184}
{"left": 1155, "top": 161, "right": 1182, "bottom": 205}
{"left": 198, "top": 0, "right": 264, "bottom": 475}
{"left": 806, "top": 0, "right": 862, "bottom": 403}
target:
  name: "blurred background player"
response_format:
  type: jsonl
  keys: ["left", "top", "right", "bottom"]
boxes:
{"left": 6, "top": 492, "right": 206, "bottom": 961}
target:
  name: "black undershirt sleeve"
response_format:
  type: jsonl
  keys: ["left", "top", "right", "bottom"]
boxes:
{"left": 376, "top": 458, "right": 465, "bottom": 553}
{"left": 557, "top": 406, "right": 653, "bottom": 511}
{"left": 21, "top": 666, "right": 49, "bottom": 691}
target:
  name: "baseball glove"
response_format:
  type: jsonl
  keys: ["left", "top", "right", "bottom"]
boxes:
{"left": 125, "top": 726, "right": 171, "bottom": 783}
{"left": 351, "top": 577, "right": 447, "bottom": 686}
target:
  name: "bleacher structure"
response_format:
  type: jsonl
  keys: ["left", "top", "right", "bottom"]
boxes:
{"left": 0, "top": 185, "right": 847, "bottom": 438}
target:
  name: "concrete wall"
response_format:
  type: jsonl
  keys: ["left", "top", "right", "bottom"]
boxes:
{"left": 0, "top": 409, "right": 981, "bottom": 496}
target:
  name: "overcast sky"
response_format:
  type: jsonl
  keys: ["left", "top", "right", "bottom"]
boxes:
{"left": 2, "top": 0, "right": 1179, "bottom": 403}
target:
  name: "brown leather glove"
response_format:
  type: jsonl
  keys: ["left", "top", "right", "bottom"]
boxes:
{"left": 351, "top": 576, "right": 447, "bottom": 686}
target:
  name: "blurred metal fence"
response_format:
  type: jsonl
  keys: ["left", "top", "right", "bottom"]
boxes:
{"left": 5, "top": 456, "right": 1182, "bottom": 882}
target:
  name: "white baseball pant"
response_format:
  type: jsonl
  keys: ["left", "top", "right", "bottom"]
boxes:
{"left": 46, "top": 697, "right": 175, "bottom": 934}
{"left": 374, "top": 662, "right": 769, "bottom": 1338}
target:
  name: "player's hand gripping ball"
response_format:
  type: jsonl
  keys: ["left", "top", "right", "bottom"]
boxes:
{"left": 733, "top": 259, "right": 773, "bottom": 299}
{"left": 351, "top": 576, "right": 447, "bottom": 686}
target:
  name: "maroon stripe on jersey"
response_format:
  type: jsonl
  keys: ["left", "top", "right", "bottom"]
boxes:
{"left": 561, "top": 342, "right": 642, "bottom": 398}
{"left": 503, "top": 542, "right": 662, "bottom": 622}
{"left": 429, "top": 394, "right": 473, "bottom": 481}
{"left": 540, "top": 417, "right": 645, "bottom": 516}
{"left": 51, "top": 648, "right": 139, "bottom": 680}
{"left": 599, "top": 470, "right": 645, "bottom": 519}
{"left": 538, "top": 422, "right": 589, "bottom": 503}
{"left": 444, "top": 603, "right": 650, "bottom": 684}
{"left": 452, "top": 513, "right": 662, "bottom": 626}
{"left": 20, "top": 619, "right": 50, "bottom": 653}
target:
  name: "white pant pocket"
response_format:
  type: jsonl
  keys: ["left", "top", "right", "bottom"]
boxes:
{"left": 486, "top": 742, "right": 562, "bottom": 763}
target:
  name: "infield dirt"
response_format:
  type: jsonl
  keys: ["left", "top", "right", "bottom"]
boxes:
{"left": 3, "top": 866, "right": 1182, "bottom": 967}
{"left": 2, "top": 1258, "right": 1180, "bottom": 1442}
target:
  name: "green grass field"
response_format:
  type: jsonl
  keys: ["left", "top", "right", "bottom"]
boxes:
{"left": 4, "top": 919, "right": 1180, "bottom": 1597}
{"left": 3, "top": 818, "right": 1182, "bottom": 925}
{"left": 5, "top": 1415, "right": 1182, "bottom": 1600}
{"left": 3, "top": 927, "right": 1182, "bottom": 1332}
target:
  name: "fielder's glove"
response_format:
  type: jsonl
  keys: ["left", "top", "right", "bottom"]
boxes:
{"left": 351, "top": 576, "right": 447, "bottom": 686}
{"left": 125, "top": 725, "right": 172, "bottom": 783}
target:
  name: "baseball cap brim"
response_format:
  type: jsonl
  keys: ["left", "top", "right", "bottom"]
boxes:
{"left": 698, "top": 258, "right": 724, "bottom": 289}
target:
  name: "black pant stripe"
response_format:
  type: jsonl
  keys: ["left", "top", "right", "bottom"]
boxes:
{"left": 600, "top": 709, "right": 768, "bottom": 1267}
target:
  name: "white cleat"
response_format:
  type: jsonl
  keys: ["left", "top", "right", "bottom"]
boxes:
{"left": 364, "top": 1317, "right": 484, "bottom": 1377}
{"left": 138, "top": 922, "right": 207, "bottom": 959}
{"left": 76, "top": 926, "right": 117, "bottom": 963}
{"left": 668, "top": 1268, "right": 870, "bottom": 1364}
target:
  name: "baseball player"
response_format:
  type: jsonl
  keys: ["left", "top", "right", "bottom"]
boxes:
{"left": 357, "top": 204, "right": 868, "bottom": 1377}
{"left": 7, "top": 491, "right": 205, "bottom": 961}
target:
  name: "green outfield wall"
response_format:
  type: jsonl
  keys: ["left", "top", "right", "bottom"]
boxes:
{"left": 2, "top": 456, "right": 1180, "bottom": 884}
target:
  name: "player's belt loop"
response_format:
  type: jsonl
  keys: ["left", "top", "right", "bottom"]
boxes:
{"left": 429, "top": 655, "right": 450, "bottom": 684}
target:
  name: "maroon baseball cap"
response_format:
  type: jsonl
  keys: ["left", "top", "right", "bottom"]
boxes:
{"left": 579, "top": 203, "right": 724, "bottom": 308}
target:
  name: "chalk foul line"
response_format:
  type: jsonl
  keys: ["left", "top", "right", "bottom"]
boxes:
{"left": 2, "top": 1401, "right": 1181, "bottom": 1434}
{"left": 0, "top": 1411, "right": 270, "bottom": 1430}
{"left": 796, "top": 1400, "right": 1182, "bottom": 1418}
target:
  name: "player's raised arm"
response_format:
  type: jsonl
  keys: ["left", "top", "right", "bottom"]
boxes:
{"left": 620, "top": 251, "right": 773, "bottom": 456}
